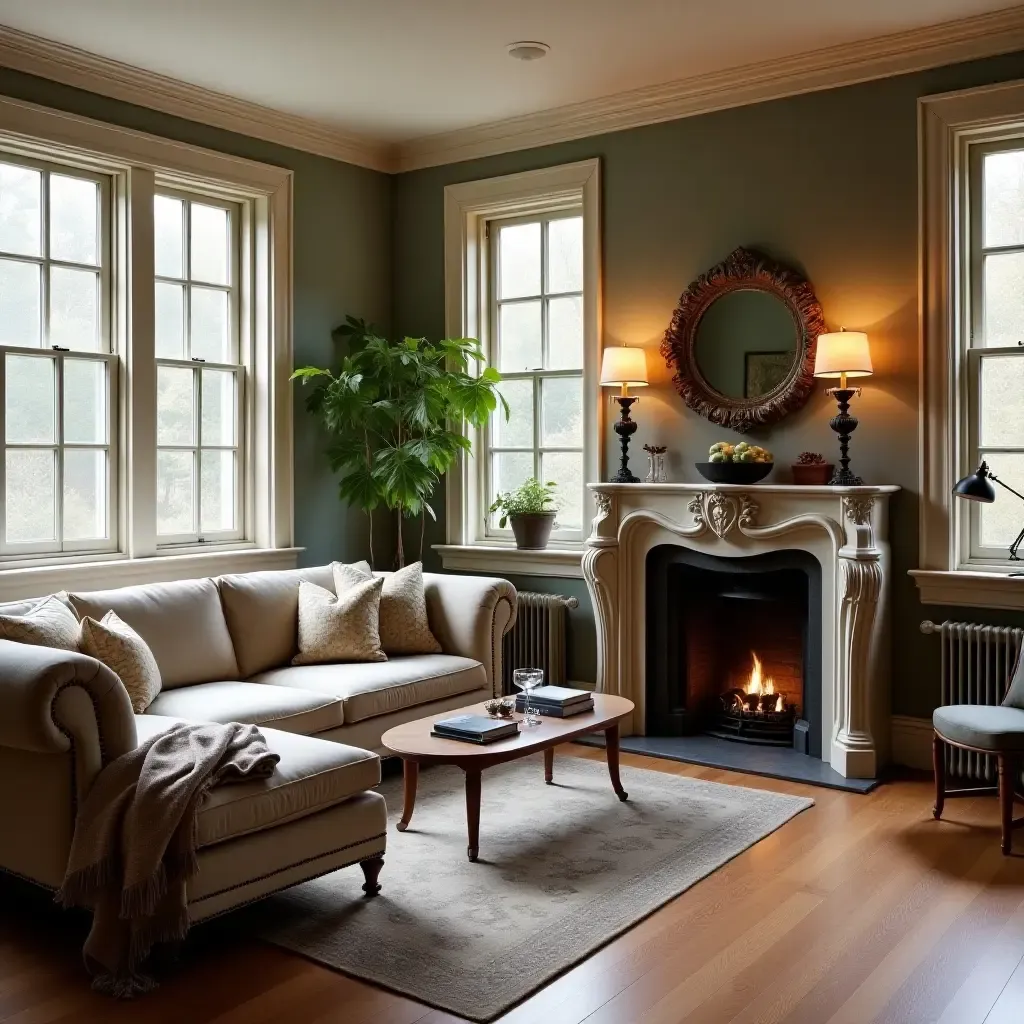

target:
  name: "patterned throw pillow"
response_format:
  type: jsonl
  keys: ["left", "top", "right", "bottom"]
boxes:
{"left": 293, "top": 576, "right": 387, "bottom": 665}
{"left": 79, "top": 611, "right": 162, "bottom": 714}
{"left": 0, "top": 594, "right": 81, "bottom": 651}
{"left": 333, "top": 561, "right": 442, "bottom": 656}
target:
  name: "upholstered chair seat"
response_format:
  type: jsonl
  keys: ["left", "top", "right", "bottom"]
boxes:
{"left": 932, "top": 705, "right": 1024, "bottom": 752}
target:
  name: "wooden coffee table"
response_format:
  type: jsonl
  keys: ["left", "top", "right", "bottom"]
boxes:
{"left": 381, "top": 693, "right": 634, "bottom": 861}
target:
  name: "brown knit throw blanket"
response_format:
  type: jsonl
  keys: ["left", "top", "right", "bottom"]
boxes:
{"left": 57, "top": 721, "right": 280, "bottom": 997}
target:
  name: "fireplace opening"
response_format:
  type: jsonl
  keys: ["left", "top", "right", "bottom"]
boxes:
{"left": 646, "top": 546, "right": 822, "bottom": 758}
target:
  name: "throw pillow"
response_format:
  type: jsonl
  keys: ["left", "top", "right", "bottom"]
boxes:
{"left": 293, "top": 576, "right": 387, "bottom": 665}
{"left": 0, "top": 594, "right": 81, "bottom": 651}
{"left": 80, "top": 611, "right": 162, "bottom": 714}
{"left": 333, "top": 560, "right": 442, "bottom": 656}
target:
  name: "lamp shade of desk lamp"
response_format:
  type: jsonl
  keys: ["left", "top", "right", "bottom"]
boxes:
{"left": 813, "top": 330, "right": 873, "bottom": 486}
{"left": 600, "top": 347, "right": 649, "bottom": 483}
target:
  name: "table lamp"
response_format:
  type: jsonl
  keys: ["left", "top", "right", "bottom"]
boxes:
{"left": 953, "top": 462, "right": 1024, "bottom": 566}
{"left": 813, "top": 329, "right": 872, "bottom": 486}
{"left": 600, "top": 346, "right": 648, "bottom": 483}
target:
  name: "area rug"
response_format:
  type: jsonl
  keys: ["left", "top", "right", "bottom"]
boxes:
{"left": 253, "top": 755, "right": 813, "bottom": 1022}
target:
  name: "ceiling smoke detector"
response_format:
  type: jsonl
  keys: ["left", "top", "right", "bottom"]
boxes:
{"left": 507, "top": 41, "right": 550, "bottom": 62}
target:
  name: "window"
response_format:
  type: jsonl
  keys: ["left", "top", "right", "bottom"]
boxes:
{"left": 488, "top": 213, "right": 585, "bottom": 538}
{"left": 440, "top": 160, "right": 600, "bottom": 574}
{"left": 154, "top": 192, "right": 243, "bottom": 544}
{"left": 0, "top": 156, "right": 115, "bottom": 556}
{"left": 0, "top": 94, "right": 294, "bottom": 592}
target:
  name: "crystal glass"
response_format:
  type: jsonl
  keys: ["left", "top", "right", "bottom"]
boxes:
{"left": 513, "top": 667, "right": 545, "bottom": 726}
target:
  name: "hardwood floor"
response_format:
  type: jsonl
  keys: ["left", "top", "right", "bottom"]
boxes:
{"left": 3, "top": 744, "right": 1024, "bottom": 1023}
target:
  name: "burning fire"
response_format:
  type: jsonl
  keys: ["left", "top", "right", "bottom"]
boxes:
{"left": 741, "top": 653, "right": 785, "bottom": 713}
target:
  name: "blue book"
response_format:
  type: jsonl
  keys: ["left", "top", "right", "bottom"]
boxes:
{"left": 433, "top": 714, "right": 519, "bottom": 740}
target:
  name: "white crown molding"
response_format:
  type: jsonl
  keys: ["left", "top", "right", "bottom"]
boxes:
{"left": 396, "top": 5, "right": 1024, "bottom": 171}
{"left": 0, "top": 24, "right": 395, "bottom": 172}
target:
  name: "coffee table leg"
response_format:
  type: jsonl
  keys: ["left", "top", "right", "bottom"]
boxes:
{"left": 397, "top": 759, "right": 419, "bottom": 832}
{"left": 605, "top": 724, "right": 628, "bottom": 801}
{"left": 465, "top": 768, "right": 482, "bottom": 861}
{"left": 544, "top": 747, "right": 554, "bottom": 784}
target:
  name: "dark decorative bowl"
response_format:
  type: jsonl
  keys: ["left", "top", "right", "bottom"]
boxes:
{"left": 695, "top": 461, "right": 774, "bottom": 484}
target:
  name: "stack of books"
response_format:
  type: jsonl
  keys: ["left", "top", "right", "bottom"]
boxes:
{"left": 431, "top": 714, "right": 520, "bottom": 744}
{"left": 515, "top": 685, "right": 595, "bottom": 718}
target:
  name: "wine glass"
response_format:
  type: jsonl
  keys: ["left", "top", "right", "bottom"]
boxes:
{"left": 513, "top": 667, "right": 545, "bottom": 726}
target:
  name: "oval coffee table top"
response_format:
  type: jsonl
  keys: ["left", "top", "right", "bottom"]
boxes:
{"left": 382, "top": 692, "right": 634, "bottom": 761}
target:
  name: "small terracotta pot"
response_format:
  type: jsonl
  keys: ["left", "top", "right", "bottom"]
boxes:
{"left": 510, "top": 513, "right": 556, "bottom": 550}
{"left": 791, "top": 463, "right": 834, "bottom": 485}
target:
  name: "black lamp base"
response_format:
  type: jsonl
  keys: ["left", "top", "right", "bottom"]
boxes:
{"left": 826, "top": 388, "right": 863, "bottom": 486}
{"left": 612, "top": 396, "right": 640, "bottom": 483}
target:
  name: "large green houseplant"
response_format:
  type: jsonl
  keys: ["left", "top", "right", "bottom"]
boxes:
{"left": 293, "top": 317, "right": 507, "bottom": 567}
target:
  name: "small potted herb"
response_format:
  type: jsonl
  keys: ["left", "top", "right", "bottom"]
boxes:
{"left": 488, "top": 478, "right": 559, "bottom": 550}
{"left": 792, "top": 451, "right": 834, "bottom": 485}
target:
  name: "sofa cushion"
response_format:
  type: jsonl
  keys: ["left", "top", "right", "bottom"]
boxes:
{"left": 294, "top": 577, "right": 386, "bottom": 666}
{"left": 217, "top": 563, "right": 369, "bottom": 678}
{"left": 70, "top": 578, "right": 238, "bottom": 689}
{"left": 134, "top": 715, "right": 379, "bottom": 848}
{"left": 80, "top": 611, "right": 162, "bottom": 713}
{"left": 251, "top": 653, "right": 487, "bottom": 724}
{"left": 146, "top": 680, "right": 343, "bottom": 735}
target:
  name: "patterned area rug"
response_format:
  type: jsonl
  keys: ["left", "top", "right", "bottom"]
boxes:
{"left": 253, "top": 755, "right": 813, "bottom": 1022}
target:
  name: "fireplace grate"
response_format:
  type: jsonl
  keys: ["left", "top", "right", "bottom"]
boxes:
{"left": 711, "top": 700, "right": 796, "bottom": 746}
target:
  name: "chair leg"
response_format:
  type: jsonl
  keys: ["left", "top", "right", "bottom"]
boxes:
{"left": 998, "top": 756, "right": 1015, "bottom": 856}
{"left": 933, "top": 733, "right": 945, "bottom": 820}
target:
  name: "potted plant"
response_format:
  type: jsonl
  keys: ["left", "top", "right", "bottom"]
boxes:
{"left": 792, "top": 451, "right": 834, "bottom": 485}
{"left": 488, "top": 478, "right": 559, "bottom": 550}
{"left": 293, "top": 317, "right": 508, "bottom": 568}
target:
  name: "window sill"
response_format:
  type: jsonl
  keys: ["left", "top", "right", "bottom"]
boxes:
{"left": 434, "top": 544, "right": 584, "bottom": 579}
{"left": 0, "top": 546, "right": 302, "bottom": 602}
{"left": 910, "top": 569, "right": 1024, "bottom": 611}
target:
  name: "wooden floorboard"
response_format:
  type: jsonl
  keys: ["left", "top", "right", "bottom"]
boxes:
{"left": 3, "top": 746, "right": 1024, "bottom": 1023}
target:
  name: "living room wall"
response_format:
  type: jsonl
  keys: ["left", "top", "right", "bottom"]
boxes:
{"left": 0, "top": 66, "right": 392, "bottom": 568}
{"left": 392, "top": 50, "right": 1024, "bottom": 720}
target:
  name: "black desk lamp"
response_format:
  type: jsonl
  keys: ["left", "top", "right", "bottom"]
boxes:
{"left": 953, "top": 461, "right": 1024, "bottom": 564}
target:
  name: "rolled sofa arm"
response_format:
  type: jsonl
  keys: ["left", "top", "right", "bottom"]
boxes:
{"left": 0, "top": 639, "right": 136, "bottom": 794}
{"left": 424, "top": 574, "right": 517, "bottom": 697}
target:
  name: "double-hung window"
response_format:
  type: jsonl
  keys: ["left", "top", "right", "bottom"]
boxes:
{"left": 0, "top": 156, "right": 115, "bottom": 556}
{"left": 440, "top": 160, "right": 601, "bottom": 572}
{"left": 155, "top": 192, "right": 244, "bottom": 544}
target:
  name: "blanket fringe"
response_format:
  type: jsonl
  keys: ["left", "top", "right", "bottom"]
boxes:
{"left": 56, "top": 857, "right": 118, "bottom": 909}
{"left": 120, "top": 862, "right": 168, "bottom": 920}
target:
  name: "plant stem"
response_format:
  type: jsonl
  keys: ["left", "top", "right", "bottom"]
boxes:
{"left": 419, "top": 508, "right": 426, "bottom": 562}
{"left": 396, "top": 508, "right": 405, "bottom": 569}
{"left": 367, "top": 510, "right": 374, "bottom": 569}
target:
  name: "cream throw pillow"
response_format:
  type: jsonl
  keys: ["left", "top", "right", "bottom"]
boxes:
{"left": 293, "top": 576, "right": 387, "bottom": 665}
{"left": 0, "top": 594, "right": 81, "bottom": 651}
{"left": 333, "top": 560, "right": 441, "bottom": 656}
{"left": 80, "top": 611, "right": 162, "bottom": 714}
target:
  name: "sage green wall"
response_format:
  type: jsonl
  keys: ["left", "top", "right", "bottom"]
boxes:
{"left": 392, "top": 52, "right": 1024, "bottom": 718}
{"left": 0, "top": 67, "right": 392, "bottom": 568}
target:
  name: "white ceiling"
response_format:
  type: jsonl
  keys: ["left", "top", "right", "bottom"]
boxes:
{"left": 0, "top": 0, "right": 1016, "bottom": 146}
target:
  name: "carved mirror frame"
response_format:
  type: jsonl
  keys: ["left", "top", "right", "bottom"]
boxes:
{"left": 660, "top": 247, "right": 826, "bottom": 432}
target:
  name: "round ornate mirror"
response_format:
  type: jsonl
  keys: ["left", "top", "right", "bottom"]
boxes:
{"left": 662, "top": 248, "right": 825, "bottom": 431}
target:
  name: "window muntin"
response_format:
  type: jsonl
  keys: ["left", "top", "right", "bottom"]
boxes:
{"left": 0, "top": 155, "right": 115, "bottom": 556}
{"left": 966, "top": 142, "right": 1024, "bottom": 561}
{"left": 154, "top": 190, "right": 243, "bottom": 545}
{"left": 484, "top": 210, "right": 585, "bottom": 540}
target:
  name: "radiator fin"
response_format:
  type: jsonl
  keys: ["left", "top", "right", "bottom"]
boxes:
{"left": 502, "top": 591, "right": 579, "bottom": 694}
{"left": 922, "top": 620, "right": 1024, "bottom": 783}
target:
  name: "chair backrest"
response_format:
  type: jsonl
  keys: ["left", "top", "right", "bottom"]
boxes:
{"left": 1002, "top": 650, "right": 1024, "bottom": 710}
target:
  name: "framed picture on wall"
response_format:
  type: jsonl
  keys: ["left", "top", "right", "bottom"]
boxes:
{"left": 745, "top": 351, "right": 791, "bottom": 398}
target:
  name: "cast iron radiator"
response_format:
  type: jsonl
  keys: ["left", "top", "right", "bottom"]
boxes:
{"left": 921, "top": 619, "right": 1024, "bottom": 781}
{"left": 502, "top": 591, "right": 579, "bottom": 694}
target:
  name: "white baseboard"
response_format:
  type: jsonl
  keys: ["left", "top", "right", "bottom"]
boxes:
{"left": 891, "top": 715, "right": 934, "bottom": 771}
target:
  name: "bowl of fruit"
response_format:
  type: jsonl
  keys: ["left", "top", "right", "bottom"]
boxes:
{"left": 696, "top": 441, "right": 774, "bottom": 483}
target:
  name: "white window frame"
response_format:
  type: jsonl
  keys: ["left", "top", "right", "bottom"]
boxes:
{"left": 436, "top": 160, "right": 601, "bottom": 578}
{"left": 0, "top": 94, "right": 296, "bottom": 601}
{"left": 915, "top": 79, "right": 1024, "bottom": 610}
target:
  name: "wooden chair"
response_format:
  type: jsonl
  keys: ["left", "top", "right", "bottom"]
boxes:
{"left": 933, "top": 669, "right": 1024, "bottom": 855}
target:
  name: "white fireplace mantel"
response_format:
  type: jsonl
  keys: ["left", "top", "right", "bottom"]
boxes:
{"left": 582, "top": 482, "right": 899, "bottom": 779}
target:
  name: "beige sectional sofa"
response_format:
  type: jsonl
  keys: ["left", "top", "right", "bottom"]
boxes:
{"left": 0, "top": 565, "right": 516, "bottom": 919}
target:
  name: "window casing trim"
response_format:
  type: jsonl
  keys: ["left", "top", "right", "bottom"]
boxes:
{"left": 0, "top": 93, "right": 293, "bottom": 577}
{"left": 441, "top": 159, "right": 601, "bottom": 556}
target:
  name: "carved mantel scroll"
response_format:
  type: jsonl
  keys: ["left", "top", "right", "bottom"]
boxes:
{"left": 582, "top": 482, "right": 898, "bottom": 779}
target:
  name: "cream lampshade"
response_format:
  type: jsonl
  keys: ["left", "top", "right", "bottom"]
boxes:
{"left": 813, "top": 329, "right": 872, "bottom": 486}
{"left": 600, "top": 347, "right": 649, "bottom": 396}
{"left": 813, "top": 331, "right": 873, "bottom": 390}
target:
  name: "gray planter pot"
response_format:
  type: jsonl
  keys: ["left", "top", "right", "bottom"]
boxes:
{"left": 510, "top": 513, "right": 556, "bottom": 550}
